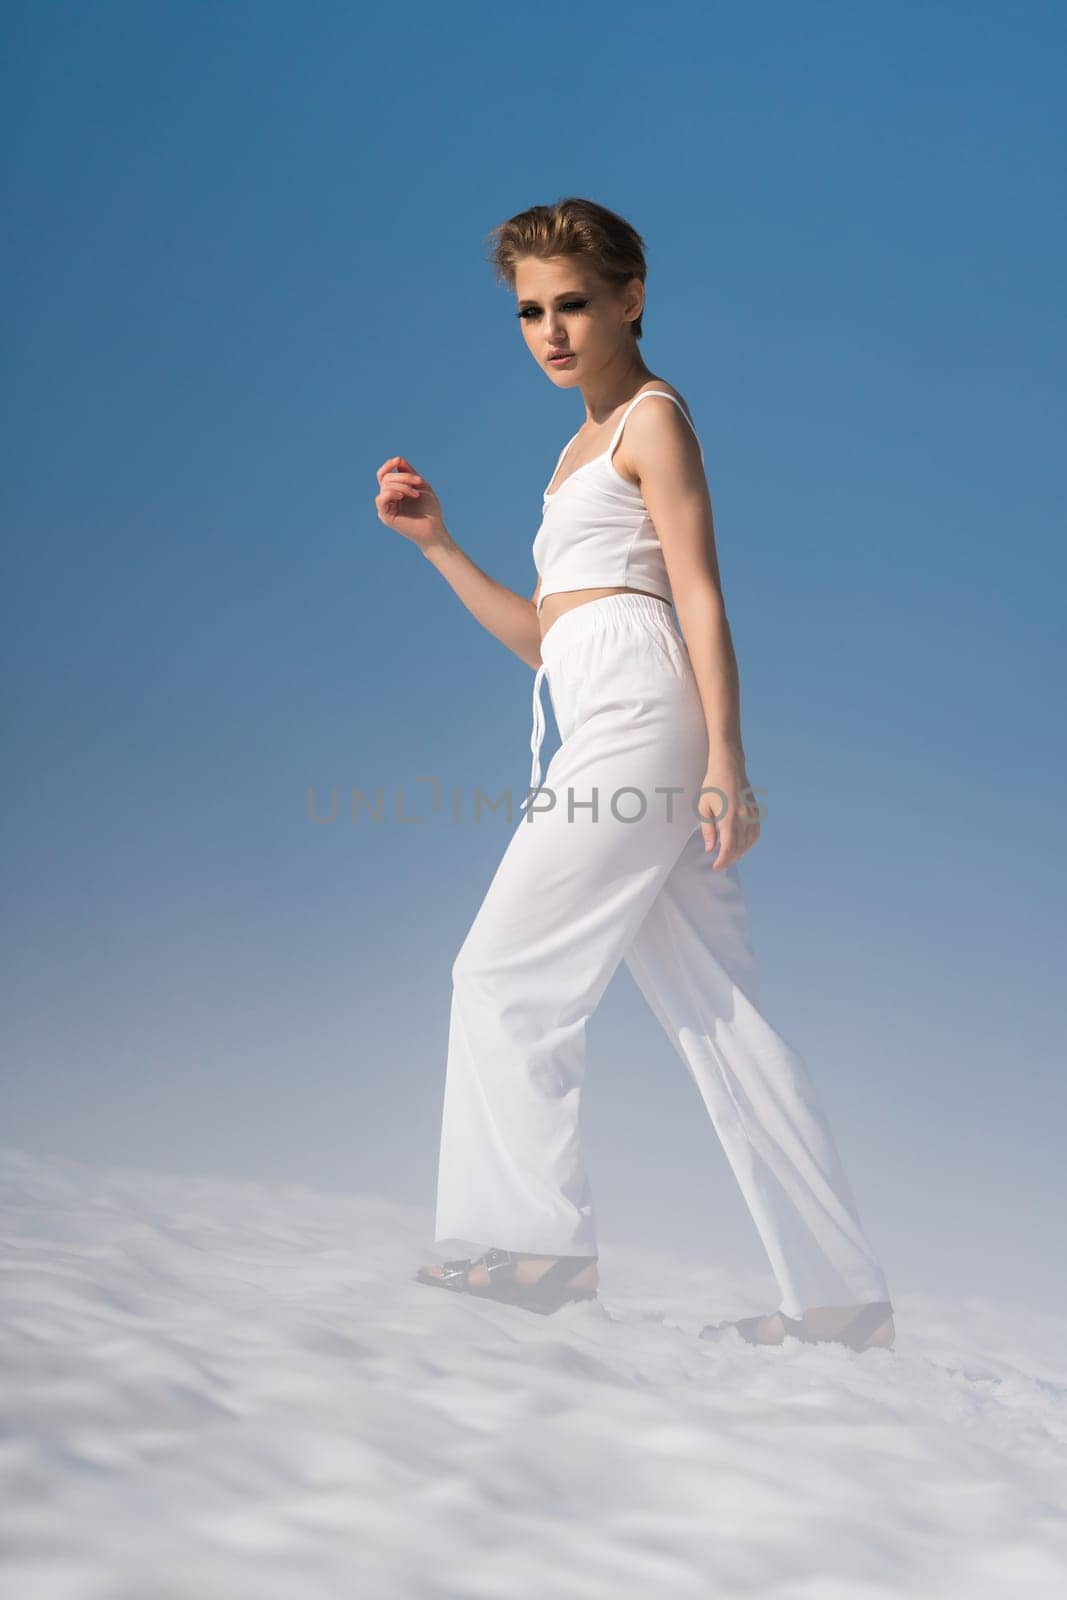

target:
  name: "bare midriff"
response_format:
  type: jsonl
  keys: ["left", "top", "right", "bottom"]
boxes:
{"left": 537, "top": 586, "right": 671, "bottom": 642}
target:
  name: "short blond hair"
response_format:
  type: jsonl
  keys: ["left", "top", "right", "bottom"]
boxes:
{"left": 485, "top": 196, "right": 648, "bottom": 341}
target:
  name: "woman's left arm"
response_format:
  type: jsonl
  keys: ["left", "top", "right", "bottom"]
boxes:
{"left": 628, "top": 402, "right": 762, "bottom": 869}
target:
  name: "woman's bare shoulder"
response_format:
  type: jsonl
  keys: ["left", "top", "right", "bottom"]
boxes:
{"left": 633, "top": 377, "right": 694, "bottom": 422}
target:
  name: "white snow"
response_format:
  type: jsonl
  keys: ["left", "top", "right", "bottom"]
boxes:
{"left": 2, "top": 1146, "right": 1066, "bottom": 1600}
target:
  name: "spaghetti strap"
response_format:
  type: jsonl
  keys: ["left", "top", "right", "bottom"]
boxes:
{"left": 532, "top": 386, "right": 696, "bottom": 643}
{"left": 606, "top": 390, "right": 705, "bottom": 466}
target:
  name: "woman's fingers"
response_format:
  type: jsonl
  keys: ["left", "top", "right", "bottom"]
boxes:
{"left": 377, "top": 487, "right": 419, "bottom": 517}
{"left": 376, "top": 461, "right": 423, "bottom": 503}
{"left": 376, "top": 458, "right": 427, "bottom": 511}
{"left": 710, "top": 818, "right": 761, "bottom": 870}
{"left": 712, "top": 834, "right": 737, "bottom": 869}
{"left": 377, "top": 455, "right": 420, "bottom": 484}
{"left": 373, "top": 457, "right": 444, "bottom": 539}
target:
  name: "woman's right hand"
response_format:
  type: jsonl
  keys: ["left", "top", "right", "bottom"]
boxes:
{"left": 374, "top": 455, "right": 448, "bottom": 551}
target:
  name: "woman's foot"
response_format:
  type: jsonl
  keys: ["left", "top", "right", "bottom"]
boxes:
{"left": 700, "top": 1309, "right": 804, "bottom": 1346}
{"left": 801, "top": 1302, "right": 895, "bottom": 1350}
{"left": 701, "top": 1300, "right": 894, "bottom": 1351}
{"left": 420, "top": 1250, "right": 599, "bottom": 1293}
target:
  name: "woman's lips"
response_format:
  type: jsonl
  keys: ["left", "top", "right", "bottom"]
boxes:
{"left": 548, "top": 353, "right": 575, "bottom": 364}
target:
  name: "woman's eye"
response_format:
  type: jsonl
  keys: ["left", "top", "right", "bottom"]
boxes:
{"left": 516, "top": 299, "right": 588, "bottom": 320}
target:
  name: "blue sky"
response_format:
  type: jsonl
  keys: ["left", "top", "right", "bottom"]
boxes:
{"left": 3, "top": 0, "right": 1064, "bottom": 1312}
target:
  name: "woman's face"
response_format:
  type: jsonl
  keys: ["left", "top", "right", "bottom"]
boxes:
{"left": 513, "top": 256, "right": 641, "bottom": 386}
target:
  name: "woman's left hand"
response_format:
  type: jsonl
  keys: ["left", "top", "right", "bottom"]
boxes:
{"left": 697, "top": 749, "right": 762, "bottom": 869}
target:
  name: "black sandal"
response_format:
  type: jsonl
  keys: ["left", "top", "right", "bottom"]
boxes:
{"left": 796, "top": 1300, "right": 894, "bottom": 1352}
{"left": 415, "top": 1247, "right": 599, "bottom": 1315}
{"left": 700, "top": 1300, "right": 894, "bottom": 1352}
{"left": 699, "top": 1310, "right": 806, "bottom": 1346}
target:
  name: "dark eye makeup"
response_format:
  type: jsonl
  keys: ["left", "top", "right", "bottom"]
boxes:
{"left": 516, "top": 299, "right": 589, "bottom": 320}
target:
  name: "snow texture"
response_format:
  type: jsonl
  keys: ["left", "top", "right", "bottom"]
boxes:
{"left": 2, "top": 1147, "right": 1066, "bottom": 1599}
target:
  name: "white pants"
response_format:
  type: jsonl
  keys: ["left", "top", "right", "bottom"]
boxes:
{"left": 433, "top": 592, "right": 891, "bottom": 1319}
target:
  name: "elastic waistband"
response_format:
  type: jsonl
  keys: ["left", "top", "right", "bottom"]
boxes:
{"left": 520, "top": 592, "right": 679, "bottom": 817}
{"left": 539, "top": 591, "right": 676, "bottom": 667}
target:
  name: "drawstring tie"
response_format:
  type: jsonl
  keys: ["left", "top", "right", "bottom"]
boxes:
{"left": 520, "top": 662, "right": 548, "bottom": 815}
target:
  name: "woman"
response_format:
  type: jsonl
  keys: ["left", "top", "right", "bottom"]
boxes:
{"left": 374, "top": 198, "right": 894, "bottom": 1352}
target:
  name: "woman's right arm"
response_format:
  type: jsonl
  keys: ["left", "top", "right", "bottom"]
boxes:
{"left": 422, "top": 539, "right": 542, "bottom": 670}
{"left": 375, "top": 454, "right": 542, "bottom": 670}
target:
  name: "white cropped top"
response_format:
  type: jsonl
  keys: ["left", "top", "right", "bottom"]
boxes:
{"left": 520, "top": 389, "right": 706, "bottom": 814}
{"left": 531, "top": 389, "right": 705, "bottom": 615}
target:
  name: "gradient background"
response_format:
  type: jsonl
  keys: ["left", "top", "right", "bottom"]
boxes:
{"left": 3, "top": 0, "right": 1064, "bottom": 1312}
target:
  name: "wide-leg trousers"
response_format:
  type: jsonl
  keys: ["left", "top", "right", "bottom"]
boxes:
{"left": 432, "top": 592, "right": 891, "bottom": 1319}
